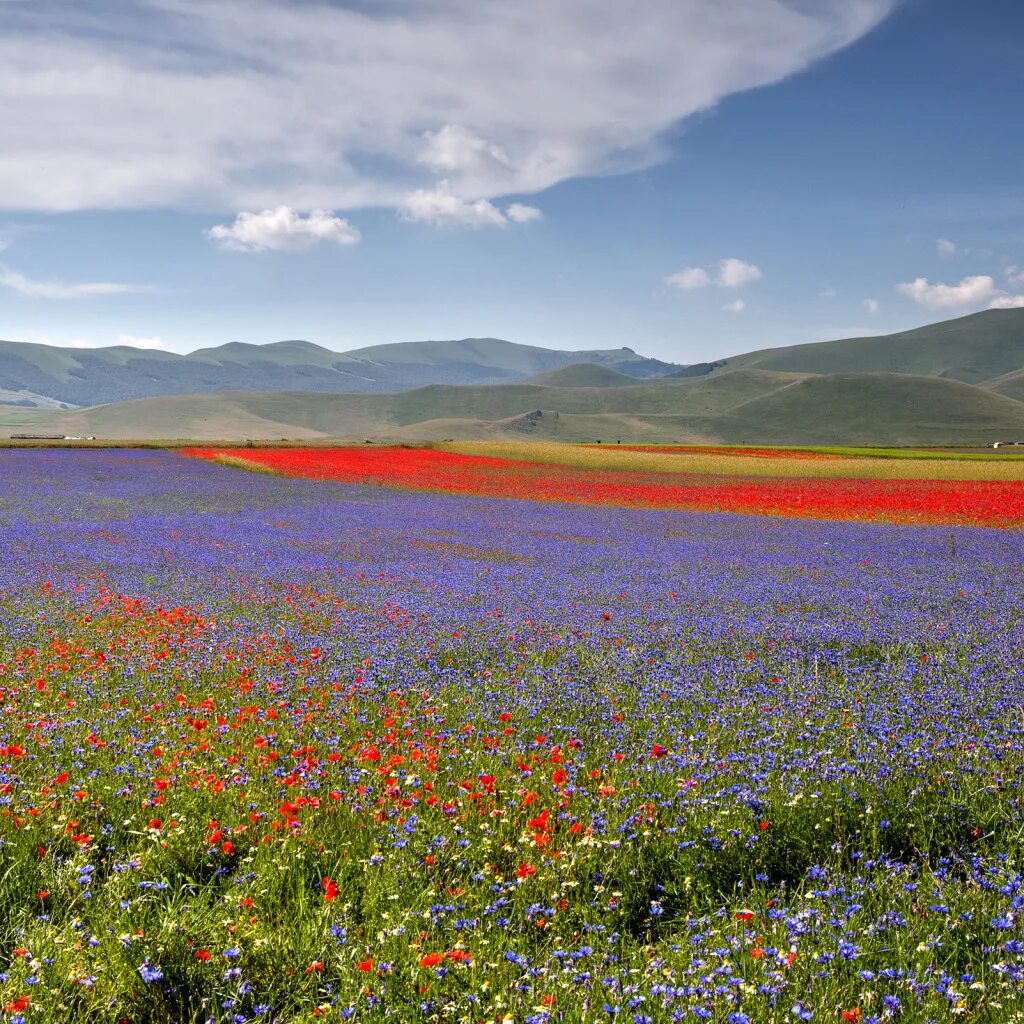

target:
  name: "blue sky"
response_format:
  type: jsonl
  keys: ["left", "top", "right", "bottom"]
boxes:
{"left": 0, "top": 0, "right": 1022, "bottom": 365}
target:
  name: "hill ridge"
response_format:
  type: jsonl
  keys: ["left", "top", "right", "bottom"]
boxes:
{"left": 0, "top": 335, "right": 679, "bottom": 408}
{"left": 9, "top": 365, "right": 1024, "bottom": 446}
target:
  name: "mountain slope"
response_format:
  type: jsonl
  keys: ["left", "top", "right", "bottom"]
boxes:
{"left": 523, "top": 364, "right": 640, "bottom": 387}
{"left": 710, "top": 373, "right": 1024, "bottom": 445}
{"left": 679, "top": 308, "right": 1024, "bottom": 384}
{"left": 10, "top": 368, "right": 1024, "bottom": 446}
{"left": 0, "top": 336, "right": 679, "bottom": 408}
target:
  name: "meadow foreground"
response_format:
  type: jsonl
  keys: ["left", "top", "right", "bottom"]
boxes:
{"left": 0, "top": 449, "right": 1022, "bottom": 1023}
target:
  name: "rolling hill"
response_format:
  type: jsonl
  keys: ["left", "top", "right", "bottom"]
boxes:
{"left": 675, "top": 308, "right": 1024, "bottom": 383}
{"left": 10, "top": 365, "right": 1024, "bottom": 446}
{"left": 523, "top": 364, "right": 640, "bottom": 387}
{"left": 0, "top": 336, "right": 679, "bottom": 409}
{"left": 4, "top": 308, "right": 1024, "bottom": 445}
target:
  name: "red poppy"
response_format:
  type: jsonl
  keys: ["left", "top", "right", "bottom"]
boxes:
{"left": 183, "top": 444, "right": 1024, "bottom": 527}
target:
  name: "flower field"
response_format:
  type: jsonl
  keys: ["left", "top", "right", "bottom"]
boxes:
{"left": 1, "top": 448, "right": 1024, "bottom": 1023}
{"left": 587, "top": 446, "right": 847, "bottom": 462}
{"left": 183, "top": 445, "right": 1024, "bottom": 527}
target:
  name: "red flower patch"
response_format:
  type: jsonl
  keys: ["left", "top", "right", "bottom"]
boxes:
{"left": 182, "top": 446, "right": 1024, "bottom": 527}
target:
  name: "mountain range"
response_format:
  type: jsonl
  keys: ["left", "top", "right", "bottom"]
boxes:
{"left": 0, "top": 336, "right": 677, "bottom": 409}
{"left": 3, "top": 309, "right": 1024, "bottom": 445}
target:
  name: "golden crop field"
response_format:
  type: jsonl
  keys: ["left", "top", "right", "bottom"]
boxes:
{"left": 439, "top": 440, "right": 1024, "bottom": 481}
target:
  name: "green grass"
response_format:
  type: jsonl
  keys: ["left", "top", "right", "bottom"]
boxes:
{"left": 7, "top": 363, "right": 1024, "bottom": 446}
{"left": 711, "top": 307, "right": 1024, "bottom": 383}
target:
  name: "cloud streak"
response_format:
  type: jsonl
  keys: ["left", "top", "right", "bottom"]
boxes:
{"left": 0, "top": 265, "right": 146, "bottom": 300}
{"left": 0, "top": 0, "right": 896, "bottom": 213}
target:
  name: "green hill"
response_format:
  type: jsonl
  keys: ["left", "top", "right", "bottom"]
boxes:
{"left": 524, "top": 364, "right": 640, "bottom": 387}
{"left": 10, "top": 366, "right": 1024, "bottom": 446}
{"left": 5, "top": 309, "right": 1024, "bottom": 444}
{"left": 709, "top": 373, "right": 1024, "bottom": 445}
{"left": 687, "top": 308, "right": 1024, "bottom": 384}
{"left": 0, "top": 336, "right": 679, "bottom": 408}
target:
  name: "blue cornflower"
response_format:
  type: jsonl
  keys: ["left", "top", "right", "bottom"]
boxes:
{"left": 138, "top": 963, "right": 164, "bottom": 983}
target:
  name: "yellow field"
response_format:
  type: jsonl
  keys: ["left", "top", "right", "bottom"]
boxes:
{"left": 439, "top": 441, "right": 1024, "bottom": 481}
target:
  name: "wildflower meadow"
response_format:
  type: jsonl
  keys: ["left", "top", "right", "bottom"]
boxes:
{"left": 1, "top": 447, "right": 1023, "bottom": 1024}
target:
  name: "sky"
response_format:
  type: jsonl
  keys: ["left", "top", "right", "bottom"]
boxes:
{"left": 0, "top": 0, "right": 1022, "bottom": 365}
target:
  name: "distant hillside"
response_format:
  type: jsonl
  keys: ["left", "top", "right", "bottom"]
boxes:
{"left": 524, "top": 364, "right": 640, "bottom": 387}
{"left": 5, "top": 309, "right": 1024, "bottom": 444}
{"left": 706, "top": 372, "right": 1024, "bottom": 445}
{"left": 0, "top": 336, "right": 679, "bottom": 408}
{"left": 682, "top": 308, "right": 1024, "bottom": 384}
{"left": 11, "top": 366, "right": 1024, "bottom": 446}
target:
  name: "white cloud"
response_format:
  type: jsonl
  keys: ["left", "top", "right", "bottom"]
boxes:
{"left": 0, "top": 0, "right": 896, "bottom": 212}
{"left": 818, "top": 285, "right": 837, "bottom": 298}
{"left": 398, "top": 184, "right": 540, "bottom": 229}
{"left": 506, "top": 203, "right": 543, "bottom": 224}
{"left": 937, "top": 238, "right": 956, "bottom": 256}
{"left": 0, "top": 264, "right": 145, "bottom": 299}
{"left": 117, "top": 334, "right": 167, "bottom": 350}
{"left": 667, "top": 258, "right": 762, "bottom": 292}
{"left": 207, "top": 207, "right": 360, "bottom": 252}
{"left": 1005, "top": 265, "right": 1024, "bottom": 286}
{"left": 665, "top": 267, "right": 711, "bottom": 290}
{"left": 400, "top": 183, "right": 508, "bottom": 228}
{"left": 717, "top": 257, "right": 762, "bottom": 288}
{"left": 863, "top": 298, "right": 879, "bottom": 314}
{"left": 419, "top": 125, "right": 511, "bottom": 175}
{"left": 897, "top": 275, "right": 1001, "bottom": 310}
{"left": 723, "top": 298, "right": 746, "bottom": 313}
{"left": 989, "top": 295, "right": 1024, "bottom": 309}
